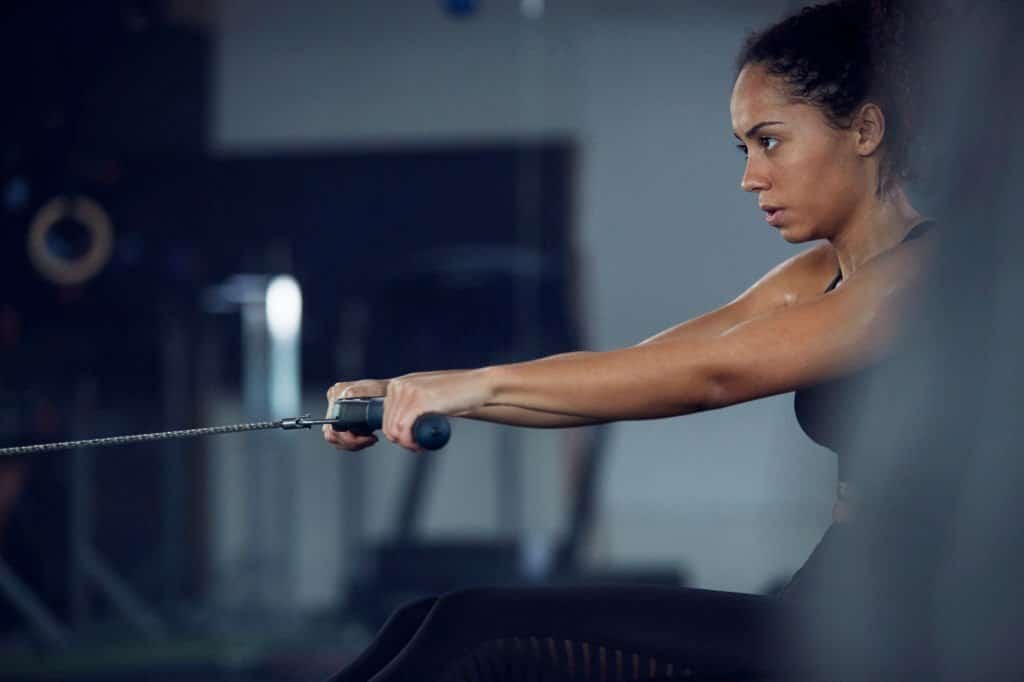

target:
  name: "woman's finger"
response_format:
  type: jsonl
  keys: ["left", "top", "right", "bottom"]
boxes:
{"left": 322, "top": 423, "right": 378, "bottom": 451}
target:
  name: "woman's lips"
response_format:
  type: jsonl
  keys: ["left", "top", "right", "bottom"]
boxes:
{"left": 765, "top": 209, "right": 784, "bottom": 227}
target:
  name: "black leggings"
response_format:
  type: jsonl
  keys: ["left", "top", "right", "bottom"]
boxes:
{"left": 326, "top": 584, "right": 791, "bottom": 681}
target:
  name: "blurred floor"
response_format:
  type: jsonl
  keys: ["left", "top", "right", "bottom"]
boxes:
{"left": 0, "top": 621, "right": 363, "bottom": 681}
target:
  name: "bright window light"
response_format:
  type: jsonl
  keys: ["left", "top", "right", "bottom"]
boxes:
{"left": 266, "top": 275, "right": 302, "bottom": 341}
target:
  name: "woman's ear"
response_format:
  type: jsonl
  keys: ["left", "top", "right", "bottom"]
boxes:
{"left": 853, "top": 102, "right": 886, "bottom": 157}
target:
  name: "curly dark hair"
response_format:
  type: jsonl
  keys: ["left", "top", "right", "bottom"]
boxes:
{"left": 735, "top": 0, "right": 924, "bottom": 198}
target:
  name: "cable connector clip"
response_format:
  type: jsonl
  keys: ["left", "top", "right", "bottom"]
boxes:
{"left": 279, "top": 416, "right": 313, "bottom": 430}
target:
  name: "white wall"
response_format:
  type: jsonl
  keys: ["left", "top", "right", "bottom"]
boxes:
{"left": 211, "top": 0, "right": 836, "bottom": 605}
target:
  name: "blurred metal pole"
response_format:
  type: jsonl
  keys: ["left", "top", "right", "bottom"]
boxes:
{"left": 267, "top": 275, "right": 302, "bottom": 614}
{"left": 498, "top": 0, "right": 552, "bottom": 539}
{"left": 205, "top": 273, "right": 301, "bottom": 618}
{"left": 240, "top": 284, "right": 272, "bottom": 608}
{"left": 82, "top": 546, "right": 166, "bottom": 640}
{"left": 0, "top": 560, "right": 69, "bottom": 649}
{"left": 911, "top": 4, "right": 1024, "bottom": 680}
{"left": 787, "top": 4, "right": 1024, "bottom": 680}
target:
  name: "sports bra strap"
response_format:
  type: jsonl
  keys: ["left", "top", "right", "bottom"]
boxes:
{"left": 825, "top": 218, "right": 935, "bottom": 292}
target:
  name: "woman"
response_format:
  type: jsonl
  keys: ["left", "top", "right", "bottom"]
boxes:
{"left": 323, "top": 1, "right": 936, "bottom": 679}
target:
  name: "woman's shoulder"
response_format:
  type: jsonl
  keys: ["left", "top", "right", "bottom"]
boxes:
{"left": 752, "top": 222, "right": 937, "bottom": 306}
{"left": 736, "top": 242, "right": 839, "bottom": 310}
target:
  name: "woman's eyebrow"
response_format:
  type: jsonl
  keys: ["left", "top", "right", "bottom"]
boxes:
{"left": 733, "top": 121, "right": 785, "bottom": 140}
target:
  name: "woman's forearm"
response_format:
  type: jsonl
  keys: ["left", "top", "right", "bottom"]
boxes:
{"left": 482, "top": 346, "right": 714, "bottom": 422}
{"left": 461, "top": 405, "right": 606, "bottom": 428}
{"left": 388, "top": 371, "right": 605, "bottom": 428}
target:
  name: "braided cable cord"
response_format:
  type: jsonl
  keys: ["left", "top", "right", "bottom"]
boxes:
{"left": 0, "top": 420, "right": 282, "bottom": 457}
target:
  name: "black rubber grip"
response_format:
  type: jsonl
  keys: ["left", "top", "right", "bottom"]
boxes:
{"left": 328, "top": 397, "right": 451, "bottom": 450}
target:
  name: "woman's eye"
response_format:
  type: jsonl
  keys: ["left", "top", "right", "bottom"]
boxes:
{"left": 735, "top": 138, "right": 777, "bottom": 157}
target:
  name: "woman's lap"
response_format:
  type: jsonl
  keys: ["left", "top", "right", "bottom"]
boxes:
{"left": 332, "top": 583, "right": 791, "bottom": 681}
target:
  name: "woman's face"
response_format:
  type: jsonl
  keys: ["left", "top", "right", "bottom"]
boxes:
{"left": 730, "top": 63, "right": 869, "bottom": 243}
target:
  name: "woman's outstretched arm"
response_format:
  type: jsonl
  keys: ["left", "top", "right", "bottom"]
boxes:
{"left": 460, "top": 298, "right": 760, "bottom": 428}
{"left": 461, "top": 243, "right": 839, "bottom": 428}
{"left": 379, "top": 238, "right": 929, "bottom": 450}
{"left": 325, "top": 274, "right": 785, "bottom": 435}
{"left": 324, "top": 243, "right": 836, "bottom": 448}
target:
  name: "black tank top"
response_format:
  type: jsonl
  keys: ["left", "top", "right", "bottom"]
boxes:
{"left": 793, "top": 219, "right": 935, "bottom": 480}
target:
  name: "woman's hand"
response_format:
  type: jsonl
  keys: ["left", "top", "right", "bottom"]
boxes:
{"left": 322, "top": 379, "right": 389, "bottom": 451}
{"left": 383, "top": 369, "right": 495, "bottom": 452}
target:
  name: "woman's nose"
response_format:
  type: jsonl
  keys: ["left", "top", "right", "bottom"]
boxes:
{"left": 740, "top": 159, "right": 770, "bottom": 193}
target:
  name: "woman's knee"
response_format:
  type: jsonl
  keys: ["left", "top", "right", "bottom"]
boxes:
{"left": 438, "top": 586, "right": 503, "bottom": 608}
{"left": 426, "top": 586, "right": 517, "bottom": 628}
{"left": 428, "top": 585, "right": 499, "bottom": 622}
{"left": 397, "top": 595, "right": 439, "bottom": 615}
{"left": 384, "top": 595, "right": 438, "bottom": 627}
{"left": 368, "top": 595, "right": 439, "bottom": 638}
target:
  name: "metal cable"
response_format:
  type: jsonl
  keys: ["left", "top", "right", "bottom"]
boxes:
{"left": 0, "top": 420, "right": 283, "bottom": 457}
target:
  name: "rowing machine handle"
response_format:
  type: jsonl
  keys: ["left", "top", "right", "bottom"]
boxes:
{"left": 328, "top": 397, "right": 451, "bottom": 450}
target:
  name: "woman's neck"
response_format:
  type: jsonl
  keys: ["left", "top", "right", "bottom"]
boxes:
{"left": 830, "top": 185, "right": 925, "bottom": 279}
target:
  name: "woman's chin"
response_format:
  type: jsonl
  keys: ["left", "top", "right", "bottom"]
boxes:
{"left": 777, "top": 224, "right": 813, "bottom": 244}
{"left": 777, "top": 226, "right": 800, "bottom": 242}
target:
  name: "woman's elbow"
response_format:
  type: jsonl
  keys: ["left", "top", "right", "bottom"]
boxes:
{"left": 696, "top": 366, "right": 745, "bottom": 412}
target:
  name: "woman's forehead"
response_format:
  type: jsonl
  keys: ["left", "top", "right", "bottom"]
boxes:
{"left": 733, "top": 65, "right": 786, "bottom": 121}
{"left": 731, "top": 65, "right": 792, "bottom": 131}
